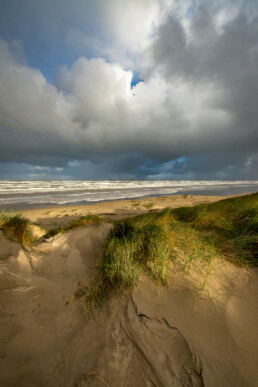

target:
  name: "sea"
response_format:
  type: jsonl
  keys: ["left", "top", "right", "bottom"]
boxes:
{"left": 0, "top": 180, "right": 257, "bottom": 210}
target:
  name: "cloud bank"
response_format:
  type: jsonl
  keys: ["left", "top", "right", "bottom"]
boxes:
{"left": 0, "top": 0, "right": 257, "bottom": 179}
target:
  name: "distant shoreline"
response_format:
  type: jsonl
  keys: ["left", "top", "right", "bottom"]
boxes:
{"left": 0, "top": 180, "right": 257, "bottom": 210}
{"left": 1, "top": 187, "right": 257, "bottom": 211}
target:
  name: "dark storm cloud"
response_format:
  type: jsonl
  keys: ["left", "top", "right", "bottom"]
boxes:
{"left": 146, "top": 2, "right": 258, "bottom": 177}
{"left": 0, "top": 1, "right": 257, "bottom": 179}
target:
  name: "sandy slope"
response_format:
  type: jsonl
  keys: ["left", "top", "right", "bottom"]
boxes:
{"left": 0, "top": 219, "right": 258, "bottom": 386}
{"left": 131, "top": 265, "right": 258, "bottom": 387}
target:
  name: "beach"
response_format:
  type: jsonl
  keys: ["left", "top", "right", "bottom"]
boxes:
{"left": 0, "top": 193, "right": 258, "bottom": 386}
{"left": 17, "top": 194, "right": 225, "bottom": 229}
{"left": 1, "top": 180, "right": 258, "bottom": 210}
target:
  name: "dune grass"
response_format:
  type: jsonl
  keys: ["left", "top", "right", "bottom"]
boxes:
{"left": 1, "top": 210, "right": 102, "bottom": 245}
{"left": 82, "top": 193, "right": 257, "bottom": 312}
{"left": 143, "top": 202, "right": 154, "bottom": 209}
{"left": 0, "top": 210, "right": 36, "bottom": 247}
{"left": 172, "top": 192, "right": 258, "bottom": 264}
{"left": 43, "top": 211, "right": 52, "bottom": 216}
{"left": 43, "top": 215, "right": 102, "bottom": 238}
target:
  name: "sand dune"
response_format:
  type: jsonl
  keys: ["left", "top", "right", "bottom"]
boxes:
{"left": 1, "top": 207, "right": 257, "bottom": 387}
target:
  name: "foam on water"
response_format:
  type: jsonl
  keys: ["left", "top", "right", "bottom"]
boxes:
{"left": 1, "top": 180, "right": 258, "bottom": 194}
{"left": 0, "top": 180, "right": 257, "bottom": 208}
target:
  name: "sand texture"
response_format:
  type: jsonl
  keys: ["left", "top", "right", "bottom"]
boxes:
{"left": 0, "top": 196, "right": 258, "bottom": 386}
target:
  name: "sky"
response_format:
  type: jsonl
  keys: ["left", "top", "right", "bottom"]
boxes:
{"left": 0, "top": 0, "right": 257, "bottom": 180}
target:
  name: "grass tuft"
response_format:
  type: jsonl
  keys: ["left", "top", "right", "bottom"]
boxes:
{"left": 0, "top": 210, "right": 35, "bottom": 247}
{"left": 172, "top": 192, "right": 258, "bottom": 264}
{"left": 143, "top": 203, "right": 154, "bottom": 209}
{"left": 43, "top": 215, "right": 101, "bottom": 238}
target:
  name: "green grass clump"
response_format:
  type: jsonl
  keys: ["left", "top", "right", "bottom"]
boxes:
{"left": 83, "top": 193, "right": 258, "bottom": 312}
{"left": 43, "top": 215, "right": 101, "bottom": 238}
{"left": 43, "top": 211, "right": 52, "bottom": 215}
{"left": 172, "top": 192, "right": 258, "bottom": 264}
{"left": 0, "top": 210, "right": 35, "bottom": 247}
{"left": 84, "top": 217, "right": 172, "bottom": 313}
{"left": 143, "top": 203, "right": 154, "bottom": 209}
{"left": 131, "top": 200, "right": 141, "bottom": 207}
{"left": 84, "top": 212, "right": 214, "bottom": 311}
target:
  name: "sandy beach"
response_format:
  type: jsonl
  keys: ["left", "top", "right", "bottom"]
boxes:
{"left": 17, "top": 194, "right": 225, "bottom": 230}
{"left": 0, "top": 194, "right": 258, "bottom": 386}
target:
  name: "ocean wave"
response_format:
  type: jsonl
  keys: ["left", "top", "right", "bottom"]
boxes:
{"left": 0, "top": 180, "right": 257, "bottom": 195}
{"left": 0, "top": 180, "right": 257, "bottom": 207}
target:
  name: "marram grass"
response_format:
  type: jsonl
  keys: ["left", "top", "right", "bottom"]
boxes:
{"left": 0, "top": 210, "right": 101, "bottom": 246}
{"left": 0, "top": 210, "right": 35, "bottom": 247}
{"left": 43, "top": 215, "right": 101, "bottom": 238}
{"left": 83, "top": 192, "right": 258, "bottom": 312}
